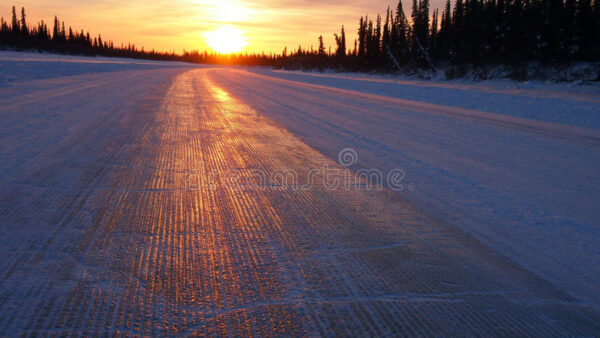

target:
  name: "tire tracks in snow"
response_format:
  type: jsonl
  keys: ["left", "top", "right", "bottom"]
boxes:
{"left": 0, "top": 68, "right": 599, "bottom": 335}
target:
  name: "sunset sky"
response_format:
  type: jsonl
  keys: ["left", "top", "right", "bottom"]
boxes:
{"left": 3, "top": 0, "right": 447, "bottom": 54}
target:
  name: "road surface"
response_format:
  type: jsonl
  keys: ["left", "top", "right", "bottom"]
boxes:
{"left": 0, "top": 58, "right": 599, "bottom": 335}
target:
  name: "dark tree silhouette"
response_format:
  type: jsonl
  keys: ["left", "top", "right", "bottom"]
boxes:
{"left": 318, "top": 35, "right": 325, "bottom": 57}
{"left": 1, "top": 2, "right": 599, "bottom": 75}
{"left": 20, "top": 7, "right": 27, "bottom": 37}
{"left": 334, "top": 26, "right": 346, "bottom": 57}
{"left": 11, "top": 6, "right": 19, "bottom": 35}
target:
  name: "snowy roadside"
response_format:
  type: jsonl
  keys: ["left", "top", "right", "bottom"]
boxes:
{"left": 269, "top": 61, "right": 600, "bottom": 87}
{"left": 0, "top": 51, "right": 193, "bottom": 85}
{"left": 248, "top": 66, "right": 600, "bottom": 129}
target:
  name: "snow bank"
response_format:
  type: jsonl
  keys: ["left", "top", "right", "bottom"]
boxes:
{"left": 250, "top": 67, "right": 600, "bottom": 129}
{"left": 0, "top": 51, "right": 191, "bottom": 85}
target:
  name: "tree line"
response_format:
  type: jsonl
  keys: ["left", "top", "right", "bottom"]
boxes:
{"left": 0, "top": 6, "right": 189, "bottom": 61}
{"left": 280, "top": 0, "right": 600, "bottom": 71}
{"left": 1, "top": 2, "right": 600, "bottom": 73}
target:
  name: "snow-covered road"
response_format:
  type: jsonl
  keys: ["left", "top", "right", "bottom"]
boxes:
{"left": 0, "top": 53, "right": 599, "bottom": 335}
{"left": 207, "top": 68, "right": 600, "bottom": 308}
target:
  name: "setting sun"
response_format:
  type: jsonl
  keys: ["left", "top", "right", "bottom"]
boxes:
{"left": 205, "top": 27, "right": 248, "bottom": 54}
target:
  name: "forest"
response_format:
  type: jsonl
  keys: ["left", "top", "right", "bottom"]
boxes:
{"left": 1, "top": 1, "right": 600, "bottom": 73}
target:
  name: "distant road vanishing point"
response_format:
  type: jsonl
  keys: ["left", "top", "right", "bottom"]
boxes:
{"left": 0, "top": 53, "right": 599, "bottom": 335}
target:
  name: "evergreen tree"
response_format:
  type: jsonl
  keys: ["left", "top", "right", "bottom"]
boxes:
{"left": 366, "top": 18, "right": 373, "bottom": 61}
{"left": 11, "top": 6, "right": 19, "bottom": 35}
{"left": 358, "top": 16, "right": 366, "bottom": 58}
{"left": 20, "top": 7, "right": 27, "bottom": 37}
{"left": 382, "top": 7, "right": 391, "bottom": 53}
{"left": 334, "top": 26, "right": 346, "bottom": 57}
{"left": 394, "top": 0, "right": 410, "bottom": 63}
{"left": 0, "top": 17, "right": 7, "bottom": 36}
{"left": 375, "top": 14, "right": 382, "bottom": 60}
{"left": 61, "top": 21, "right": 66, "bottom": 41}
{"left": 430, "top": 9, "right": 438, "bottom": 57}
{"left": 576, "top": 0, "right": 595, "bottom": 59}
{"left": 452, "top": 0, "right": 465, "bottom": 60}
{"left": 411, "top": 0, "right": 431, "bottom": 65}
{"left": 52, "top": 16, "right": 59, "bottom": 40}
{"left": 420, "top": 0, "right": 430, "bottom": 45}
{"left": 318, "top": 35, "right": 325, "bottom": 56}
{"left": 594, "top": 0, "right": 600, "bottom": 58}
{"left": 438, "top": 0, "right": 452, "bottom": 60}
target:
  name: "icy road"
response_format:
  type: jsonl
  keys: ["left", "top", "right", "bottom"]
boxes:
{"left": 1, "top": 53, "right": 599, "bottom": 335}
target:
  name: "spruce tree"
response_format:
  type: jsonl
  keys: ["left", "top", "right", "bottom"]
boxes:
{"left": 576, "top": 0, "right": 595, "bottom": 59}
{"left": 375, "top": 14, "right": 382, "bottom": 60}
{"left": 395, "top": 0, "right": 410, "bottom": 63}
{"left": 358, "top": 16, "right": 366, "bottom": 58}
{"left": 11, "top": 6, "right": 19, "bottom": 36}
{"left": 20, "top": 7, "right": 27, "bottom": 37}
{"left": 318, "top": 35, "right": 325, "bottom": 56}
{"left": 430, "top": 9, "right": 438, "bottom": 57}
{"left": 334, "top": 26, "right": 346, "bottom": 57}
{"left": 382, "top": 7, "right": 390, "bottom": 53}
{"left": 594, "top": 0, "right": 600, "bottom": 58}
{"left": 52, "top": 16, "right": 59, "bottom": 41}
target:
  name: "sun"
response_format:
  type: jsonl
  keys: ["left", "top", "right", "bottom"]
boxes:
{"left": 205, "top": 27, "right": 248, "bottom": 54}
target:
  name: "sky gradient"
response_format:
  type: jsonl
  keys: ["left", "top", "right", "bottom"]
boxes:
{"left": 4, "top": 0, "right": 447, "bottom": 54}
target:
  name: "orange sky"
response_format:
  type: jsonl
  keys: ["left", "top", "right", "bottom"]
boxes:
{"left": 3, "top": 0, "right": 447, "bottom": 54}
